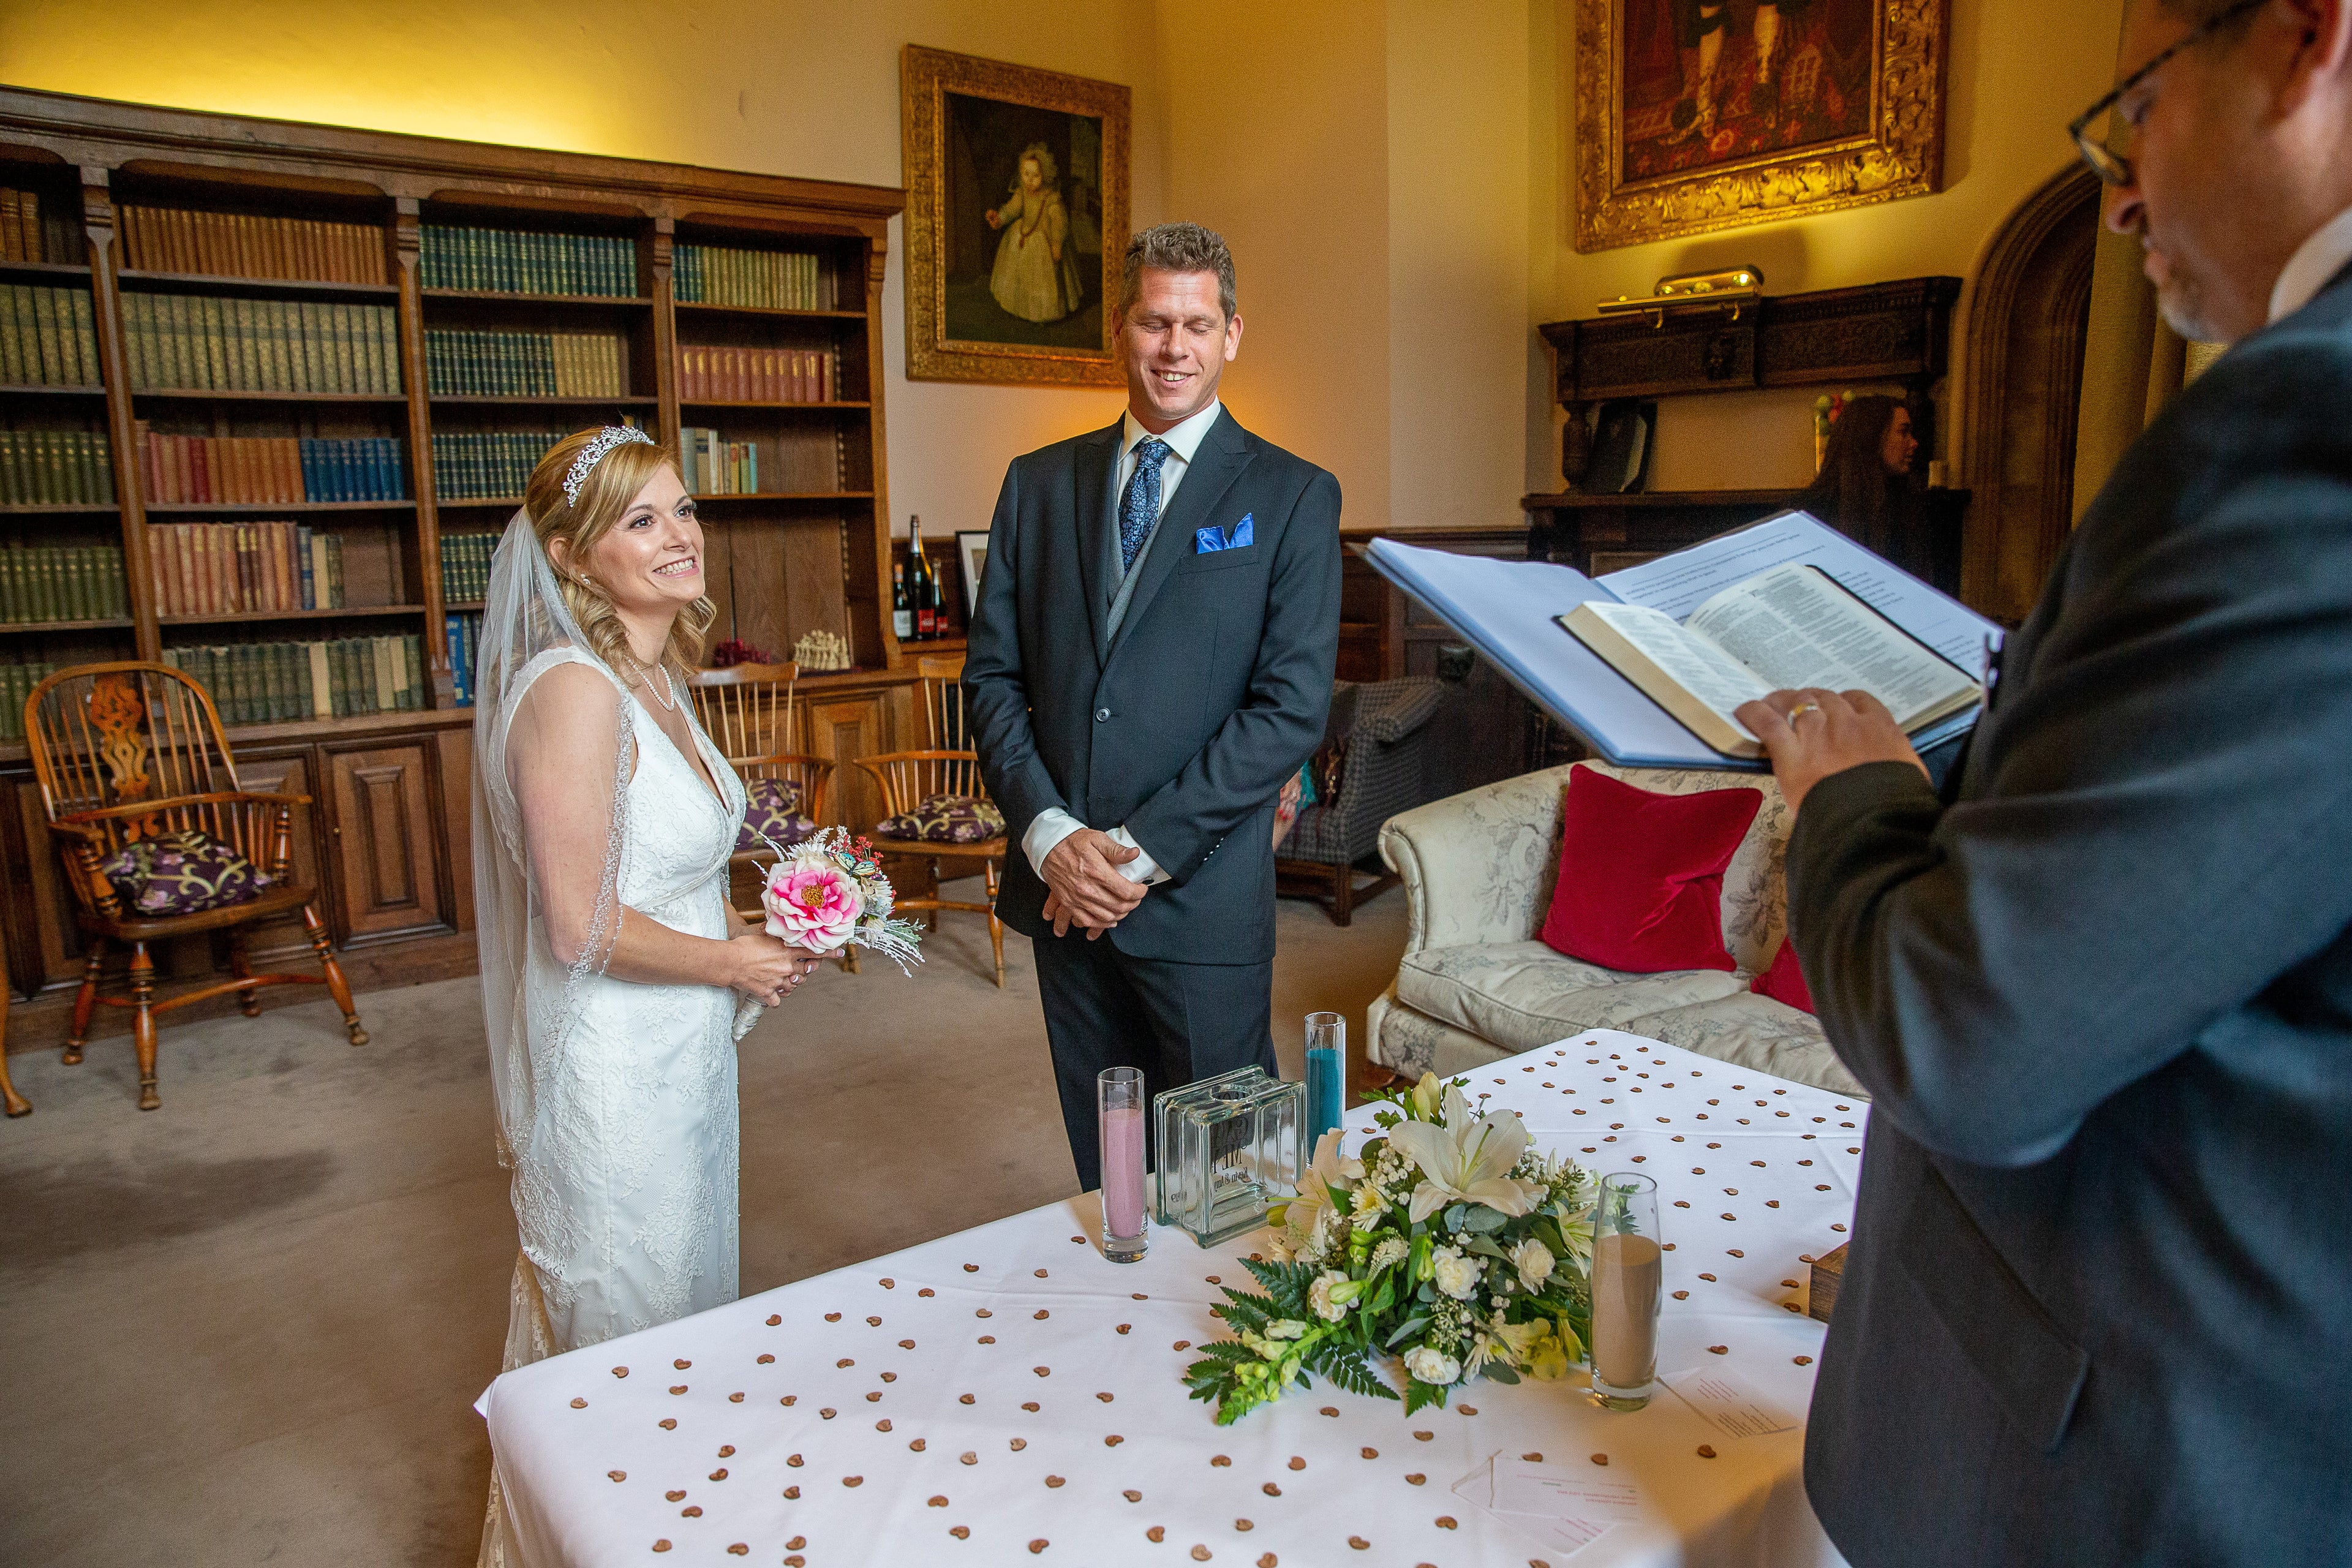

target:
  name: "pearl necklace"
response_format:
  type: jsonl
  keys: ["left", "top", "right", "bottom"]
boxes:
{"left": 631, "top": 658, "right": 679, "bottom": 712}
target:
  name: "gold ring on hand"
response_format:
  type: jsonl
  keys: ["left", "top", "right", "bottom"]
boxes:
{"left": 1785, "top": 701, "right": 1821, "bottom": 721}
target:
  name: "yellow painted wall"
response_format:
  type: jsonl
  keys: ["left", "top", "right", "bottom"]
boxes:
{"left": 1534, "top": 0, "right": 2132, "bottom": 493}
{"left": 0, "top": 0, "right": 1167, "bottom": 538}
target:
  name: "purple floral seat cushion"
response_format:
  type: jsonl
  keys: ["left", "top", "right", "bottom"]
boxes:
{"left": 735, "top": 777, "right": 818, "bottom": 856}
{"left": 874, "top": 793, "right": 1006, "bottom": 846}
{"left": 100, "top": 829, "right": 274, "bottom": 917}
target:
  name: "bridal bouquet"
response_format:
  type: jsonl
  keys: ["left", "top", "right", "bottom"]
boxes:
{"left": 1184, "top": 1074, "right": 1593, "bottom": 1425}
{"left": 758, "top": 827, "right": 924, "bottom": 971}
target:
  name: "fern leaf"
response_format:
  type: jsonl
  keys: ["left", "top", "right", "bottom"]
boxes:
{"left": 1403, "top": 1376, "right": 1450, "bottom": 1417}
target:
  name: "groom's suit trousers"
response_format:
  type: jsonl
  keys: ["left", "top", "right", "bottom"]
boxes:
{"left": 1032, "top": 933, "right": 1275, "bottom": 1191}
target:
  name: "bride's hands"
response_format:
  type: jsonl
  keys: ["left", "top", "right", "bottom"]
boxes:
{"left": 728, "top": 930, "right": 820, "bottom": 1007}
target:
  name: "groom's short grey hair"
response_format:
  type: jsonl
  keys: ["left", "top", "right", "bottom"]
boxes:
{"left": 1120, "top": 222, "right": 1237, "bottom": 323}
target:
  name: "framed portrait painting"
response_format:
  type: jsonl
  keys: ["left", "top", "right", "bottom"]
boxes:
{"left": 902, "top": 46, "right": 1130, "bottom": 386}
{"left": 1574, "top": 0, "right": 1950, "bottom": 252}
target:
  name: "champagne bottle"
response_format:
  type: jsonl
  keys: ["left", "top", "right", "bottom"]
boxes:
{"left": 908, "top": 514, "right": 934, "bottom": 639}
{"left": 892, "top": 561, "right": 913, "bottom": 641}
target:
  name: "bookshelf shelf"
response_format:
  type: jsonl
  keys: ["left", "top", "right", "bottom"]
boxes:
{"left": 0, "top": 618, "right": 135, "bottom": 634}
{"left": 132, "top": 388, "right": 410, "bottom": 405}
{"left": 679, "top": 399, "right": 870, "bottom": 410}
{"left": 434, "top": 496, "right": 524, "bottom": 509}
{"left": 674, "top": 302, "right": 865, "bottom": 322}
{"left": 0, "top": 383, "right": 106, "bottom": 398}
{"left": 117, "top": 269, "right": 399, "bottom": 304}
{"left": 423, "top": 288, "right": 650, "bottom": 308}
{"left": 691, "top": 491, "right": 876, "bottom": 502}
{"left": 0, "top": 503, "right": 119, "bottom": 516}
{"left": 145, "top": 500, "right": 415, "bottom": 515}
{"left": 0, "top": 259, "right": 92, "bottom": 282}
{"left": 159, "top": 605, "right": 427, "bottom": 627}
{"left": 427, "top": 394, "right": 657, "bottom": 408}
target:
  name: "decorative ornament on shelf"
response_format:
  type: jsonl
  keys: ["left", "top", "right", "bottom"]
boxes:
{"left": 791, "top": 630, "right": 852, "bottom": 672}
{"left": 1183, "top": 1073, "right": 1594, "bottom": 1425}
{"left": 1596, "top": 267, "right": 1766, "bottom": 328}
{"left": 709, "top": 638, "right": 776, "bottom": 669}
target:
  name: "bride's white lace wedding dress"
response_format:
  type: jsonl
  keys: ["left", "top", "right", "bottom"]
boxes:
{"left": 478, "top": 646, "right": 750, "bottom": 1566}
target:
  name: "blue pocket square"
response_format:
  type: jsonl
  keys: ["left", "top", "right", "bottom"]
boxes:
{"left": 1196, "top": 513, "right": 1254, "bottom": 553}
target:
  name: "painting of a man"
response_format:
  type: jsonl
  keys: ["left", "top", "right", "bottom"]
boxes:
{"left": 1621, "top": 0, "right": 1877, "bottom": 181}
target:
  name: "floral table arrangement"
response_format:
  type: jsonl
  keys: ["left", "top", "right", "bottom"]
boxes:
{"left": 1185, "top": 1074, "right": 1594, "bottom": 1423}
{"left": 758, "top": 826, "right": 925, "bottom": 971}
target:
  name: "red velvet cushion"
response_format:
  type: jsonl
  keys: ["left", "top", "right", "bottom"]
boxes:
{"left": 1538, "top": 768, "right": 1760, "bottom": 973}
{"left": 1752, "top": 937, "right": 1815, "bottom": 1013}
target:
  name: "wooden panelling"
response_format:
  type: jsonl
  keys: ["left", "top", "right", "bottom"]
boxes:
{"left": 437, "top": 726, "right": 477, "bottom": 933}
{"left": 228, "top": 748, "right": 325, "bottom": 963}
{"left": 325, "top": 743, "right": 448, "bottom": 943}
{"left": 804, "top": 693, "right": 888, "bottom": 833}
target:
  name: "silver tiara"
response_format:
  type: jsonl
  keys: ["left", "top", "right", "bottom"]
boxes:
{"left": 562, "top": 425, "right": 655, "bottom": 508}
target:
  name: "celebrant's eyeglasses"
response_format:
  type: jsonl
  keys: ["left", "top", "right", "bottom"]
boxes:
{"left": 2068, "top": 0, "right": 2267, "bottom": 186}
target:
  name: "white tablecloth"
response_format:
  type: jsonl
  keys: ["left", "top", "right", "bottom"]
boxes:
{"left": 481, "top": 1030, "right": 1867, "bottom": 1567}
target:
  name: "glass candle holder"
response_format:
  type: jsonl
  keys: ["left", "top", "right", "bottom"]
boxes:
{"left": 1152, "top": 1065, "right": 1268, "bottom": 1226}
{"left": 1589, "top": 1170, "right": 1662, "bottom": 1410}
{"left": 1304, "top": 1012, "right": 1344, "bottom": 1155}
{"left": 1098, "top": 1066, "right": 1148, "bottom": 1263}
{"left": 1156, "top": 1071, "right": 1305, "bottom": 1247}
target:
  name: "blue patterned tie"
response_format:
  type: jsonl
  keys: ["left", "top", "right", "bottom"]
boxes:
{"left": 1118, "top": 437, "right": 1173, "bottom": 572}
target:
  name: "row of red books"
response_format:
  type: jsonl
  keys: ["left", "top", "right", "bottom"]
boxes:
{"left": 120, "top": 205, "right": 389, "bottom": 285}
{"left": 678, "top": 345, "right": 835, "bottom": 405}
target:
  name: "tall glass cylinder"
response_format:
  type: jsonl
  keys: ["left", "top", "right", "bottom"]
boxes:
{"left": 1589, "top": 1170, "right": 1662, "bottom": 1409}
{"left": 1304, "top": 1012, "right": 1344, "bottom": 1153}
{"left": 1098, "top": 1066, "right": 1147, "bottom": 1263}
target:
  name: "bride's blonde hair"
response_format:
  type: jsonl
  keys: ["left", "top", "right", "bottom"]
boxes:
{"left": 523, "top": 428, "right": 715, "bottom": 678}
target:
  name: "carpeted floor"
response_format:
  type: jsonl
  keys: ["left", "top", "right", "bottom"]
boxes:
{"left": 0, "top": 886, "right": 1406, "bottom": 1567}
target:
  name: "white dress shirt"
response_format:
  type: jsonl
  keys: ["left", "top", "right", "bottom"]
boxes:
{"left": 1021, "top": 399, "right": 1225, "bottom": 890}
{"left": 2268, "top": 203, "right": 2352, "bottom": 324}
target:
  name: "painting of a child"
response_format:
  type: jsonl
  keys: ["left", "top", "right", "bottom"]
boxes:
{"left": 985, "top": 142, "right": 1087, "bottom": 323}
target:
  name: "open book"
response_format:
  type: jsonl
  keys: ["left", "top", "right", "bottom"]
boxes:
{"left": 1560, "top": 562, "right": 1981, "bottom": 759}
{"left": 1362, "top": 512, "right": 2001, "bottom": 771}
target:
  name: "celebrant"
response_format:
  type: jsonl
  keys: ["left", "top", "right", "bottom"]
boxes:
{"left": 1733, "top": 2, "right": 2352, "bottom": 1563}
{"left": 964, "top": 221, "right": 1342, "bottom": 1188}
{"left": 470, "top": 426, "right": 822, "bottom": 1566}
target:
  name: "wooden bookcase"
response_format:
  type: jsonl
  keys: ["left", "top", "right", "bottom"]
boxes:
{"left": 0, "top": 86, "right": 925, "bottom": 1036}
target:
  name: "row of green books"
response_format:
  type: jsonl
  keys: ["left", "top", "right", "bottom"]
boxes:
{"left": 164, "top": 635, "right": 426, "bottom": 726}
{"left": 440, "top": 531, "right": 496, "bottom": 605}
{"left": 1, "top": 430, "right": 114, "bottom": 505}
{"left": 421, "top": 226, "right": 637, "bottom": 297}
{"left": 2, "top": 284, "right": 101, "bottom": 388}
{"left": 674, "top": 244, "right": 831, "bottom": 311}
{"left": 0, "top": 545, "right": 128, "bottom": 624}
{"left": 0, "top": 659, "right": 58, "bottom": 742}
{"left": 123, "top": 293, "right": 402, "bottom": 395}
{"left": 429, "top": 429, "right": 569, "bottom": 500}
{"left": 424, "top": 329, "right": 628, "bottom": 398}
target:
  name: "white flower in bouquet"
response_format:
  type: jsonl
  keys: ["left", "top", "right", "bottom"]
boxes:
{"left": 1351, "top": 1180, "right": 1389, "bottom": 1218}
{"left": 1272, "top": 1131, "right": 1362, "bottom": 1260}
{"left": 1386, "top": 1080, "right": 1546, "bottom": 1222}
{"left": 1308, "top": 1269, "right": 1356, "bottom": 1323}
{"left": 1403, "top": 1345, "right": 1461, "bottom": 1387}
{"left": 1431, "top": 1245, "right": 1483, "bottom": 1302}
{"left": 1368, "top": 1236, "right": 1408, "bottom": 1273}
{"left": 1512, "top": 1235, "right": 1556, "bottom": 1292}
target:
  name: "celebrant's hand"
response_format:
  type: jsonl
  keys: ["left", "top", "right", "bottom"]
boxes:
{"left": 1735, "top": 687, "right": 1928, "bottom": 815}
{"left": 728, "top": 930, "right": 820, "bottom": 1007}
{"left": 1041, "top": 827, "right": 1148, "bottom": 938}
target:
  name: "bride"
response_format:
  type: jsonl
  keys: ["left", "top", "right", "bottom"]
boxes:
{"left": 472, "top": 426, "right": 816, "bottom": 1563}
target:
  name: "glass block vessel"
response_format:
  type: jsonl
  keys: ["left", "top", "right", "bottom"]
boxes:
{"left": 1155, "top": 1068, "right": 1306, "bottom": 1247}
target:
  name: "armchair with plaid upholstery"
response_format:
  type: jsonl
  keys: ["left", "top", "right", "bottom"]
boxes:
{"left": 1274, "top": 676, "right": 1447, "bottom": 924}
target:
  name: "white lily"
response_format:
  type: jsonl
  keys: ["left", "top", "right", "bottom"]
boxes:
{"left": 1387, "top": 1082, "right": 1545, "bottom": 1223}
{"left": 1276, "top": 1131, "right": 1363, "bottom": 1255}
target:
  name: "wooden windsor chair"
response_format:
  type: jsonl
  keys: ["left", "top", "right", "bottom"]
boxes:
{"left": 685, "top": 662, "right": 848, "bottom": 961}
{"left": 26, "top": 662, "right": 365, "bottom": 1110}
{"left": 0, "top": 949, "right": 26, "bottom": 1118}
{"left": 853, "top": 654, "right": 1005, "bottom": 987}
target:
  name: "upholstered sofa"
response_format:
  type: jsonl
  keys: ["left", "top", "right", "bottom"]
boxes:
{"left": 1363, "top": 760, "right": 1866, "bottom": 1098}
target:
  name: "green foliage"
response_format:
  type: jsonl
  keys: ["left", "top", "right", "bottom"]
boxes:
{"left": 1306, "top": 1341, "right": 1398, "bottom": 1403}
{"left": 1403, "top": 1376, "right": 1449, "bottom": 1417}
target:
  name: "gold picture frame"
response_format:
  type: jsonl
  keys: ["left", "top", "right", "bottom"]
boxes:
{"left": 1574, "top": 0, "right": 1949, "bottom": 253}
{"left": 902, "top": 45, "right": 1130, "bottom": 386}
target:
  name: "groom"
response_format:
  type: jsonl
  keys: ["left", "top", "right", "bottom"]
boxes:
{"left": 965, "top": 221, "right": 1342, "bottom": 1189}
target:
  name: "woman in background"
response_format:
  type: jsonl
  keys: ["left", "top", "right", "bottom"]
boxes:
{"left": 1790, "top": 393, "right": 1925, "bottom": 576}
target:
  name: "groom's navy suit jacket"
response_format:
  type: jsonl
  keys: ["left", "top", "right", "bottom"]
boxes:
{"left": 965, "top": 407, "right": 1340, "bottom": 964}
{"left": 1789, "top": 265, "right": 2352, "bottom": 1566}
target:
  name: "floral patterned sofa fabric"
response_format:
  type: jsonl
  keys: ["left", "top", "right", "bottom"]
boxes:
{"left": 735, "top": 777, "right": 818, "bottom": 856}
{"left": 100, "top": 828, "right": 274, "bottom": 917}
{"left": 875, "top": 793, "right": 1006, "bottom": 846}
{"left": 1369, "top": 760, "right": 1861, "bottom": 1098}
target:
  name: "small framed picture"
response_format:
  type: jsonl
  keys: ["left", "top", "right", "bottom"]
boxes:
{"left": 956, "top": 530, "right": 991, "bottom": 618}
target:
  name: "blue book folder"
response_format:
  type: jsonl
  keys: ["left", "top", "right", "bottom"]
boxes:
{"left": 1365, "top": 511, "right": 2000, "bottom": 771}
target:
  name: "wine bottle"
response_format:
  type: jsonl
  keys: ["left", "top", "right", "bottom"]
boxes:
{"left": 927, "top": 543, "right": 950, "bottom": 637}
{"left": 892, "top": 561, "right": 913, "bottom": 641}
{"left": 908, "top": 514, "right": 934, "bottom": 639}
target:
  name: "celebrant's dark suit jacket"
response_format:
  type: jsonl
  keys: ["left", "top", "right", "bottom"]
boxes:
{"left": 1790, "top": 265, "right": 2352, "bottom": 1567}
{"left": 963, "top": 407, "right": 1340, "bottom": 963}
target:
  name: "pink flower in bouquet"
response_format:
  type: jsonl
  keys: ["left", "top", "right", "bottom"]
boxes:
{"left": 764, "top": 864, "right": 864, "bottom": 952}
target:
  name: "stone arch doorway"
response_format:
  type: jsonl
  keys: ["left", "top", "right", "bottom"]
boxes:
{"left": 1949, "top": 163, "right": 2103, "bottom": 625}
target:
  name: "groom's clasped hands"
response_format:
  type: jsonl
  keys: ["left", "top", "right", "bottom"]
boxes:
{"left": 1040, "top": 827, "right": 1148, "bottom": 939}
